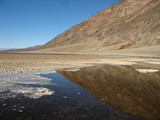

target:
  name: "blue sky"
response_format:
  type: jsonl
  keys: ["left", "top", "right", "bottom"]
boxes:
{"left": 0, "top": 0, "right": 120, "bottom": 48}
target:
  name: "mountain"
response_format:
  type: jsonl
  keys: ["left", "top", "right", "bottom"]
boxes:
{"left": 0, "top": 48, "right": 10, "bottom": 51}
{"left": 2, "top": 45, "right": 42, "bottom": 53}
{"left": 40, "top": 0, "right": 160, "bottom": 56}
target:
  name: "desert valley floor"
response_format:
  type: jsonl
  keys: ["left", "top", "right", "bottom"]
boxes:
{"left": 0, "top": 53, "right": 160, "bottom": 120}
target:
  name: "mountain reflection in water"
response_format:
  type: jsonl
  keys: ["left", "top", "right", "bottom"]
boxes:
{"left": 59, "top": 64, "right": 160, "bottom": 120}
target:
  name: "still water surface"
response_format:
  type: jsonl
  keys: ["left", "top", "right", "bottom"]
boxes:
{"left": 60, "top": 64, "right": 160, "bottom": 120}
{"left": 0, "top": 70, "right": 137, "bottom": 120}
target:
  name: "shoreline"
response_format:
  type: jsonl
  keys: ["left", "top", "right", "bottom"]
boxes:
{"left": 1, "top": 51, "right": 160, "bottom": 58}
{"left": 0, "top": 53, "right": 160, "bottom": 74}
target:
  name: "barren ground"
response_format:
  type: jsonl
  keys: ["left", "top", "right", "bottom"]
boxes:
{"left": 0, "top": 53, "right": 160, "bottom": 74}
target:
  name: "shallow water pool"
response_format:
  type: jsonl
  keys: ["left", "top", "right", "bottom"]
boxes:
{"left": 0, "top": 71, "right": 137, "bottom": 120}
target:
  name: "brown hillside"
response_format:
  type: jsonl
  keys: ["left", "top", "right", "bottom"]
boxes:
{"left": 40, "top": 0, "right": 160, "bottom": 56}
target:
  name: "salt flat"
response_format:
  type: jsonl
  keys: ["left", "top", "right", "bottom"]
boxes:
{"left": 0, "top": 53, "right": 160, "bottom": 74}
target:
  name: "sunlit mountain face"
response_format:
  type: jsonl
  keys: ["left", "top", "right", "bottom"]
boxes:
{"left": 39, "top": 0, "right": 160, "bottom": 57}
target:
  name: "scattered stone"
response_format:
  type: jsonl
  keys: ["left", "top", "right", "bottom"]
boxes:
{"left": 13, "top": 105, "right": 17, "bottom": 107}
{"left": 2, "top": 104, "right": 7, "bottom": 106}
{"left": 18, "top": 110, "right": 23, "bottom": 112}
{"left": 64, "top": 96, "right": 68, "bottom": 99}
{"left": 20, "top": 106, "right": 25, "bottom": 109}
{"left": 90, "top": 106, "right": 94, "bottom": 109}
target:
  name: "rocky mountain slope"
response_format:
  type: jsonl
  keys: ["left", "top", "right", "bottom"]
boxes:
{"left": 39, "top": 0, "right": 160, "bottom": 56}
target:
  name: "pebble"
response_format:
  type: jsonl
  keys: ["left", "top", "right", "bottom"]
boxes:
{"left": 20, "top": 106, "right": 25, "bottom": 109}
{"left": 90, "top": 106, "right": 94, "bottom": 109}
{"left": 2, "top": 104, "right": 7, "bottom": 106}
{"left": 13, "top": 105, "right": 17, "bottom": 107}
{"left": 63, "top": 96, "right": 68, "bottom": 99}
{"left": 18, "top": 110, "right": 23, "bottom": 112}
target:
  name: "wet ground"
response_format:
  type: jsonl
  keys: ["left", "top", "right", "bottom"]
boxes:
{"left": 0, "top": 71, "right": 137, "bottom": 120}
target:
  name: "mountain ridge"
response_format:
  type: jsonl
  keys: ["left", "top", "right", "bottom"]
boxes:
{"left": 27, "top": 0, "right": 160, "bottom": 57}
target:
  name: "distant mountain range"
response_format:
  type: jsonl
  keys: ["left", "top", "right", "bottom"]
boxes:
{"left": 0, "top": 48, "right": 10, "bottom": 51}
{"left": 1, "top": 45, "right": 42, "bottom": 52}
{"left": 38, "top": 0, "right": 160, "bottom": 57}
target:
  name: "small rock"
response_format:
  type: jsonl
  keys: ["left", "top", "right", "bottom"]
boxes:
{"left": 2, "top": 104, "right": 7, "bottom": 106}
{"left": 18, "top": 110, "right": 23, "bottom": 112}
{"left": 90, "top": 106, "right": 94, "bottom": 109}
{"left": 13, "top": 105, "right": 17, "bottom": 107}
{"left": 64, "top": 96, "right": 68, "bottom": 99}
{"left": 20, "top": 106, "right": 25, "bottom": 109}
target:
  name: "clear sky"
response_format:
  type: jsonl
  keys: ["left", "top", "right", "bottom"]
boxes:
{"left": 0, "top": 0, "right": 120, "bottom": 49}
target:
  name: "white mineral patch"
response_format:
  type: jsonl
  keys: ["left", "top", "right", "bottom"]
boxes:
{"left": 136, "top": 69, "right": 159, "bottom": 73}
{"left": 13, "top": 74, "right": 53, "bottom": 85}
{"left": 11, "top": 87, "right": 54, "bottom": 99}
{"left": 0, "top": 71, "right": 55, "bottom": 99}
{"left": 35, "top": 70, "right": 56, "bottom": 74}
{"left": 64, "top": 68, "right": 80, "bottom": 72}
{"left": 93, "top": 59, "right": 136, "bottom": 65}
{"left": 145, "top": 62, "right": 160, "bottom": 64}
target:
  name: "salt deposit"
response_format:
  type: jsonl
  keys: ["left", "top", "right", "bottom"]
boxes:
{"left": 0, "top": 71, "right": 55, "bottom": 99}
{"left": 136, "top": 69, "right": 159, "bottom": 73}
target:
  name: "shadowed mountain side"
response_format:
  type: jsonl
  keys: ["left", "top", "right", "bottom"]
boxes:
{"left": 40, "top": 0, "right": 160, "bottom": 56}
{"left": 59, "top": 64, "right": 160, "bottom": 120}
